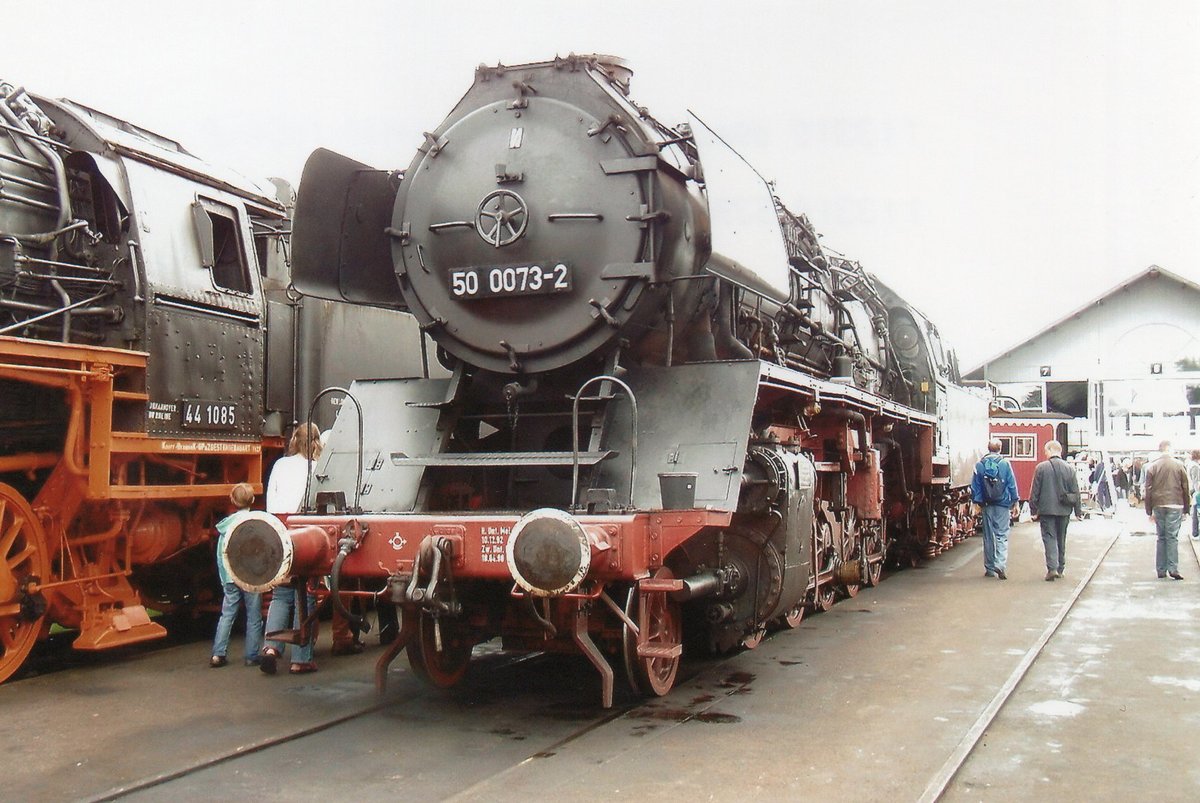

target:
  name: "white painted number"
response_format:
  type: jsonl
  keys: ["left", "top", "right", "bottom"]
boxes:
{"left": 448, "top": 265, "right": 569, "bottom": 298}
{"left": 450, "top": 270, "right": 479, "bottom": 297}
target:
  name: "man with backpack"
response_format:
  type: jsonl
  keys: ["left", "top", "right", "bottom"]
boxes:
{"left": 971, "top": 439, "right": 1019, "bottom": 580}
{"left": 1029, "top": 440, "right": 1083, "bottom": 581}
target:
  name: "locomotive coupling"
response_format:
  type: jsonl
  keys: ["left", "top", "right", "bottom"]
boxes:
{"left": 505, "top": 508, "right": 613, "bottom": 597}
{"left": 222, "top": 512, "right": 336, "bottom": 593}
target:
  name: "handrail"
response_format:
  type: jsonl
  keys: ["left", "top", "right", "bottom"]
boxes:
{"left": 302, "top": 387, "right": 365, "bottom": 514}
{"left": 570, "top": 374, "right": 638, "bottom": 512}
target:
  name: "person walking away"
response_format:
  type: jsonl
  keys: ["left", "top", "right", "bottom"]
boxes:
{"left": 971, "top": 439, "right": 1019, "bottom": 579}
{"left": 1113, "top": 460, "right": 1130, "bottom": 503}
{"left": 1029, "top": 441, "right": 1083, "bottom": 581}
{"left": 261, "top": 423, "right": 322, "bottom": 674}
{"left": 1129, "top": 457, "right": 1145, "bottom": 507}
{"left": 1089, "top": 460, "right": 1113, "bottom": 513}
{"left": 210, "top": 483, "right": 264, "bottom": 667}
{"left": 1185, "top": 449, "right": 1200, "bottom": 540}
{"left": 1144, "top": 440, "right": 1191, "bottom": 580}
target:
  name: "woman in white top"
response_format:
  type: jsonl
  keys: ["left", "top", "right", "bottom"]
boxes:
{"left": 259, "top": 423, "right": 321, "bottom": 675}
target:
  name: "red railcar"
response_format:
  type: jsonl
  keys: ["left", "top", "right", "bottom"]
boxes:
{"left": 988, "top": 413, "right": 1070, "bottom": 500}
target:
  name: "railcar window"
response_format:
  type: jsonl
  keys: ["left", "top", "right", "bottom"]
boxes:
{"left": 193, "top": 199, "right": 252, "bottom": 294}
{"left": 1013, "top": 435, "right": 1036, "bottom": 458}
{"left": 996, "top": 436, "right": 1013, "bottom": 457}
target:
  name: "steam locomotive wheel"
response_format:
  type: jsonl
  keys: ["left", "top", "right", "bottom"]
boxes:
{"left": 741, "top": 627, "right": 767, "bottom": 649}
{"left": 780, "top": 604, "right": 805, "bottom": 629}
{"left": 809, "top": 520, "right": 836, "bottom": 612}
{"left": 810, "top": 581, "right": 836, "bottom": 612}
{"left": 622, "top": 568, "right": 682, "bottom": 697}
{"left": 0, "top": 484, "right": 50, "bottom": 684}
{"left": 863, "top": 530, "right": 885, "bottom": 587}
{"left": 840, "top": 510, "right": 861, "bottom": 599}
{"left": 406, "top": 612, "right": 473, "bottom": 688}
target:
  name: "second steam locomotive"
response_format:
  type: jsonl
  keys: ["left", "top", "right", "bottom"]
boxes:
{"left": 225, "top": 55, "right": 988, "bottom": 704}
{"left": 0, "top": 81, "right": 423, "bottom": 683}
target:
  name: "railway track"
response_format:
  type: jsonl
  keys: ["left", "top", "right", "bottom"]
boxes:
{"left": 919, "top": 525, "right": 1124, "bottom": 802}
{"left": 84, "top": 645, "right": 737, "bottom": 802}
{"left": 8, "top": 516, "right": 1191, "bottom": 801}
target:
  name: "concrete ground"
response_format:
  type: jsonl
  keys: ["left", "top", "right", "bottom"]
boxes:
{"left": 2, "top": 508, "right": 1197, "bottom": 802}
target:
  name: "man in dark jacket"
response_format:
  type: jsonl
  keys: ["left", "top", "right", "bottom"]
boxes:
{"left": 1144, "top": 440, "right": 1192, "bottom": 580}
{"left": 971, "top": 439, "right": 1019, "bottom": 579}
{"left": 1029, "top": 440, "right": 1083, "bottom": 581}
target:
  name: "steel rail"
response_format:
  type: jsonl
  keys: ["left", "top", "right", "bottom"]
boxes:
{"left": 917, "top": 523, "right": 1124, "bottom": 803}
{"left": 77, "top": 650, "right": 584, "bottom": 803}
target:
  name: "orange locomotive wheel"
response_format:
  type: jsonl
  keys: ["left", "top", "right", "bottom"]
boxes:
{"left": 0, "top": 483, "right": 50, "bottom": 684}
{"left": 406, "top": 611, "right": 473, "bottom": 688}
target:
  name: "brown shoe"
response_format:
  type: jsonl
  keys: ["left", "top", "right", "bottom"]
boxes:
{"left": 1044, "top": 571, "right": 1056, "bottom": 581}
{"left": 259, "top": 646, "right": 279, "bottom": 675}
{"left": 289, "top": 662, "right": 318, "bottom": 674}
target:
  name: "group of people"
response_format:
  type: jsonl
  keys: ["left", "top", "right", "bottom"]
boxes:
{"left": 1085, "top": 455, "right": 1151, "bottom": 514}
{"left": 970, "top": 438, "right": 1081, "bottom": 582}
{"left": 971, "top": 439, "right": 1199, "bottom": 582}
{"left": 210, "top": 423, "right": 368, "bottom": 674}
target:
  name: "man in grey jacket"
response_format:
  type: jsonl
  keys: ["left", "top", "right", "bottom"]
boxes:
{"left": 1029, "top": 441, "right": 1083, "bottom": 581}
{"left": 1144, "top": 440, "right": 1192, "bottom": 580}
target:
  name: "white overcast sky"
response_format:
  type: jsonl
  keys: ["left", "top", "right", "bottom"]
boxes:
{"left": 8, "top": 0, "right": 1198, "bottom": 368}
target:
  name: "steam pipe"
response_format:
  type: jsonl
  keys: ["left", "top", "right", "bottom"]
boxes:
{"left": 0, "top": 89, "right": 71, "bottom": 239}
{"left": 714, "top": 281, "right": 752, "bottom": 359}
{"left": 330, "top": 536, "right": 366, "bottom": 632}
{"left": 827, "top": 407, "right": 870, "bottom": 463}
{"left": 49, "top": 279, "right": 70, "bottom": 341}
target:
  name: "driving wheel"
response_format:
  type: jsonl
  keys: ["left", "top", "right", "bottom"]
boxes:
{"left": 406, "top": 611, "right": 473, "bottom": 688}
{"left": 622, "top": 567, "right": 682, "bottom": 697}
{"left": 862, "top": 528, "right": 885, "bottom": 587}
{"left": 0, "top": 484, "right": 49, "bottom": 684}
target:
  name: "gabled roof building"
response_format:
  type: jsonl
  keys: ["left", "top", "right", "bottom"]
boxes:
{"left": 964, "top": 265, "right": 1200, "bottom": 454}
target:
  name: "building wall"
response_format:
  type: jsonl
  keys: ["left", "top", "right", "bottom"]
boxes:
{"left": 977, "top": 271, "right": 1199, "bottom": 383}
{"left": 971, "top": 269, "right": 1200, "bottom": 454}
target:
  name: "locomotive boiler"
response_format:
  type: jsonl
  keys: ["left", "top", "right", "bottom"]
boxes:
{"left": 224, "top": 55, "right": 988, "bottom": 704}
{"left": 0, "top": 81, "right": 425, "bottom": 682}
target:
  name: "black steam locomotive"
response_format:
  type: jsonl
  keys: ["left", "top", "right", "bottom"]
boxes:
{"left": 0, "top": 80, "right": 424, "bottom": 683}
{"left": 224, "top": 55, "right": 988, "bottom": 704}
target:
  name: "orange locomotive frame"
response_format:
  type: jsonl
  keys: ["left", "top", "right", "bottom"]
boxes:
{"left": 0, "top": 334, "right": 274, "bottom": 682}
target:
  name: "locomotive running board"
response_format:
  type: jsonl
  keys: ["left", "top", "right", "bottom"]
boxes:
{"left": 391, "top": 450, "right": 615, "bottom": 467}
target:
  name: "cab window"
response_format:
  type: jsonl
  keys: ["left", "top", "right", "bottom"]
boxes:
{"left": 192, "top": 198, "right": 252, "bottom": 294}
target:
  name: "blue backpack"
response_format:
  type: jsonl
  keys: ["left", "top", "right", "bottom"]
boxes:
{"left": 981, "top": 458, "right": 1006, "bottom": 504}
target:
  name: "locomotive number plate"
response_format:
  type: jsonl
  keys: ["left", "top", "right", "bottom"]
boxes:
{"left": 448, "top": 263, "right": 571, "bottom": 300}
{"left": 180, "top": 399, "right": 239, "bottom": 431}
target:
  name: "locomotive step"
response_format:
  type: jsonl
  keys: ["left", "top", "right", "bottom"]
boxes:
{"left": 636, "top": 642, "right": 683, "bottom": 659}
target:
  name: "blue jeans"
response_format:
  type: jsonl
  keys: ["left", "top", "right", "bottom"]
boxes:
{"left": 264, "top": 583, "right": 316, "bottom": 663}
{"left": 1154, "top": 507, "right": 1183, "bottom": 574}
{"left": 1039, "top": 515, "right": 1070, "bottom": 573}
{"left": 981, "top": 504, "right": 1011, "bottom": 573}
{"left": 211, "top": 582, "right": 263, "bottom": 661}
{"left": 1192, "top": 499, "right": 1198, "bottom": 539}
